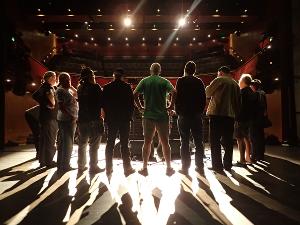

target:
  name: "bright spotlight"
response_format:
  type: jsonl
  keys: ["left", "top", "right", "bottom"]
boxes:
{"left": 178, "top": 17, "right": 186, "bottom": 27}
{"left": 124, "top": 17, "right": 132, "bottom": 27}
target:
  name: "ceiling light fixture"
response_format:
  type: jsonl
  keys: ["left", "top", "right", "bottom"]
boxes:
{"left": 124, "top": 17, "right": 132, "bottom": 27}
{"left": 178, "top": 17, "right": 186, "bottom": 27}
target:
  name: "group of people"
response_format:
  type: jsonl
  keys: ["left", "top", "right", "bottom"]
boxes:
{"left": 31, "top": 61, "right": 267, "bottom": 176}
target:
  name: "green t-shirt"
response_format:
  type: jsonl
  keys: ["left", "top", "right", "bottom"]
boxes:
{"left": 135, "top": 75, "right": 174, "bottom": 121}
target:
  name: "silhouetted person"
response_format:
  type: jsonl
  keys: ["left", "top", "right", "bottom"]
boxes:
{"left": 56, "top": 72, "right": 78, "bottom": 173}
{"left": 102, "top": 68, "right": 135, "bottom": 177}
{"left": 77, "top": 67, "right": 104, "bottom": 173}
{"left": 32, "top": 71, "right": 58, "bottom": 167}
{"left": 25, "top": 105, "right": 40, "bottom": 159}
{"left": 235, "top": 74, "right": 257, "bottom": 165}
{"left": 206, "top": 66, "right": 240, "bottom": 172}
{"left": 250, "top": 79, "right": 267, "bottom": 161}
{"left": 175, "top": 61, "right": 206, "bottom": 175}
{"left": 134, "top": 63, "right": 176, "bottom": 176}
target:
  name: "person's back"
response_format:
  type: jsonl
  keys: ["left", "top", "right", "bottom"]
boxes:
{"left": 206, "top": 76, "right": 240, "bottom": 118}
{"left": 77, "top": 82, "right": 102, "bottom": 123}
{"left": 103, "top": 79, "right": 134, "bottom": 123}
{"left": 237, "top": 86, "right": 256, "bottom": 122}
{"left": 138, "top": 75, "right": 173, "bottom": 121}
{"left": 175, "top": 75, "right": 206, "bottom": 116}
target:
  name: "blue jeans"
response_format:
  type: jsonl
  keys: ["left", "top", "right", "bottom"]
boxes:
{"left": 177, "top": 115, "right": 204, "bottom": 169}
{"left": 57, "top": 120, "right": 77, "bottom": 170}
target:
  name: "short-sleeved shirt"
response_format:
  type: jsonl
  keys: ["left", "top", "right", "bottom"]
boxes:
{"left": 56, "top": 86, "right": 78, "bottom": 121}
{"left": 32, "top": 82, "right": 57, "bottom": 121}
{"left": 135, "top": 75, "right": 174, "bottom": 121}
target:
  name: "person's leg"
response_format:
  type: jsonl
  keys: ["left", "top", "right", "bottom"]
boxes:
{"left": 63, "top": 121, "right": 76, "bottom": 169}
{"left": 222, "top": 117, "right": 234, "bottom": 169}
{"left": 156, "top": 120, "right": 174, "bottom": 174}
{"left": 190, "top": 115, "right": 205, "bottom": 169}
{"left": 39, "top": 122, "right": 46, "bottom": 166}
{"left": 209, "top": 116, "right": 223, "bottom": 170}
{"left": 89, "top": 120, "right": 104, "bottom": 171}
{"left": 119, "top": 121, "right": 134, "bottom": 174}
{"left": 237, "top": 138, "right": 245, "bottom": 163}
{"left": 45, "top": 120, "right": 58, "bottom": 166}
{"left": 57, "top": 121, "right": 64, "bottom": 170}
{"left": 244, "top": 137, "right": 252, "bottom": 162}
{"left": 141, "top": 119, "right": 156, "bottom": 171}
{"left": 177, "top": 116, "right": 191, "bottom": 171}
{"left": 105, "top": 122, "right": 118, "bottom": 173}
{"left": 77, "top": 122, "right": 89, "bottom": 170}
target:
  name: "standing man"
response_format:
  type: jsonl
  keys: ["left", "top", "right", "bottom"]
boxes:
{"left": 175, "top": 61, "right": 206, "bottom": 175}
{"left": 206, "top": 66, "right": 240, "bottom": 172}
{"left": 134, "top": 63, "right": 176, "bottom": 176}
{"left": 56, "top": 72, "right": 78, "bottom": 173}
{"left": 250, "top": 79, "right": 267, "bottom": 161}
{"left": 102, "top": 68, "right": 135, "bottom": 177}
{"left": 77, "top": 67, "right": 104, "bottom": 173}
{"left": 32, "top": 71, "right": 58, "bottom": 167}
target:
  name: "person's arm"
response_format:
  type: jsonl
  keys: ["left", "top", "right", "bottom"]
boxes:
{"left": 205, "top": 78, "right": 220, "bottom": 98}
{"left": 199, "top": 80, "right": 207, "bottom": 113}
{"left": 133, "top": 80, "right": 144, "bottom": 113}
{"left": 56, "top": 89, "right": 74, "bottom": 119}
{"left": 46, "top": 88, "right": 55, "bottom": 108}
{"left": 166, "top": 80, "right": 176, "bottom": 111}
{"left": 127, "top": 85, "right": 135, "bottom": 117}
{"left": 70, "top": 85, "right": 77, "bottom": 98}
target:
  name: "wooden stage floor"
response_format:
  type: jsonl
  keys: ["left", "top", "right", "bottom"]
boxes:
{"left": 0, "top": 144, "right": 300, "bottom": 225}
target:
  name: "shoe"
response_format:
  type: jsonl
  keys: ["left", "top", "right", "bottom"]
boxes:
{"left": 166, "top": 167, "right": 175, "bottom": 176}
{"left": 63, "top": 166, "right": 77, "bottom": 171}
{"left": 195, "top": 166, "right": 204, "bottom": 175}
{"left": 178, "top": 168, "right": 189, "bottom": 176}
{"left": 138, "top": 168, "right": 148, "bottom": 176}
{"left": 78, "top": 166, "right": 88, "bottom": 173}
{"left": 224, "top": 167, "right": 232, "bottom": 172}
{"left": 89, "top": 166, "right": 105, "bottom": 174}
{"left": 207, "top": 166, "right": 223, "bottom": 173}
{"left": 233, "top": 161, "right": 247, "bottom": 167}
{"left": 124, "top": 167, "right": 135, "bottom": 177}
{"left": 45, "top": 161, "right": 57, "bottom": 168}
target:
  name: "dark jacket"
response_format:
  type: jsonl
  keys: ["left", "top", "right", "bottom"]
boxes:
{"left": 102, "top": 79, "right": 134, "bottom": 123}
{"left": 236, "top": 86, "right": 257, "bottom": 122}
{"left": 77, "top": 82, "right": 103, "bottom": 123}
{"left": 175, "top": 75, "right": 206, "bottom": 117}
{"left": 32, "top": 82, "right": 57, "bottom": 121}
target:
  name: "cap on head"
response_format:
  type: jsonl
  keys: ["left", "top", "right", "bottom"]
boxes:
{"left": 218, "top": 66, "right": 231, "bottom": 74}
{"left": 251, "top": 78, "right": 262, "bottom": 89}
{"left": 184, "top": 61, "right": 196, "bottom": 76}
{"left": 150, "top": 63, "right": 161, "bottom": 75}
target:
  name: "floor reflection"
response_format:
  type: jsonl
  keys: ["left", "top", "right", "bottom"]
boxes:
{"left": 0, "top": 147, "right": 300, "bottom": 225}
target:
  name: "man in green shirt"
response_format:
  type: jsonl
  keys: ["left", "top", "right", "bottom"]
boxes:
{"left": 134, "top": 63, "right": 176, "bottom": 176}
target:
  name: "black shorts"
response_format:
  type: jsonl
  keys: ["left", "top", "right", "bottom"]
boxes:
{"left": 235, "top": 122, "right": 250, "bottom": 138}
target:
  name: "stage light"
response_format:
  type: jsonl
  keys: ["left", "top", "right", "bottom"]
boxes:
{"left": 5, "top": 78, "right": 12, "bottom": 82}
{"left": 31, "top": 82, "right": 36, "bottom": 86}
{"left": 94, "top": 43, "right": 98, "bottom": 46}
{"left": 84, "top": 21, "right": 88, "bottom": 25}
{"left": 108, "top": 37, "right": 111, "bottom": 41}
{"left": 124, "top": 17, "right": 132, "bottom": 27}
{"left": 178, "top": 17, "right": 186, "bottom": 27}
{"left": 244, "top": 9, "right": 248, "bottom": 13}
{"left": 208, "top": 34, "right": 211, "bottom": 38}
{"left": 90, "top": 37, "right": 94, "bottom": 41}
{"left": 142, "top": 37, "right": 145, "bottom": 41}
{"left": 193, "top": 37, "right": 196, "bottom": 41}
{"left": 125, "top": 37, "right": 128, "bottom": 41}
{"left": 267, "top": 45, "right": 272, "bottom": 49}
{"left": 74, "top": 34, "right": 78, "bottom": 38}
{"left": 274, "top": 77, "right": 279, "bottom": 81}
{"left": 270, "top": 61, "right": 273, "bottom": 64}
{"left": 84, "top": 42, "right": 88, "bottom": 46}
{"left": 176, "top": 37, "right": 179, "bottom": 41}
{"left": 158, "top": 37, "right": 162, "bottom": 41}
{"left": 157, "top": 9, "right": 160, "bottom": 12}
{"left": 70, "top": 39, "right": 74, "bottom": 42}
{"left": 98, "top": 9, "right": 101, "bottom": 12}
